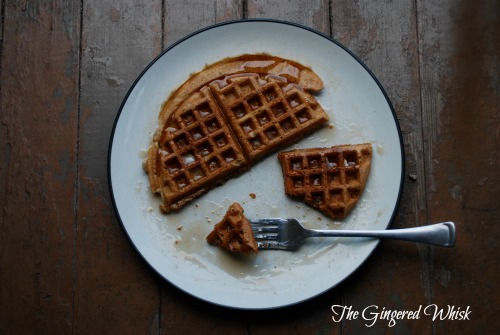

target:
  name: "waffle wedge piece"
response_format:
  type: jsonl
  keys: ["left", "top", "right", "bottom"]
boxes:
{"left": 145, "top": 54, "right": 329, "bottom": 213}
{"left": 278, "top": 144, "right": 372, "bottom": 219}
{"left": 206, "top": 202, "right": 258, "bottom": 255}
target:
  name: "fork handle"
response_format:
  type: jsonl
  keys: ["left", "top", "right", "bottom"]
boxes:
{"left": 305, "top": 222, "right": 456, "bottom": 247}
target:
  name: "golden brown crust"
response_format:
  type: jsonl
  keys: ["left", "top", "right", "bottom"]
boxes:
{"left": 278, "top": 143, "right": 372, "bottom": 219}
{"left": 156, "top": 54, "right": 323, "bottom": 128}
{"left": 145, "top": 54, "right": 329, "bottom": 213}
{"left": 206, "top": 202, "right": 258, "bottom": 255}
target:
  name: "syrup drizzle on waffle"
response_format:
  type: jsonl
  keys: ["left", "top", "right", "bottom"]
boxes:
{"left": 146, "top": 54, "right": 329, "bottom": 213}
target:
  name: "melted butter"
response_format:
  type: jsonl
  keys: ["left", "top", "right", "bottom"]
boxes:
{"left": 212, "top": 73, "right": 260, "bottom": 89}
{"left": 376, "top": 144, "right": 384, "bottom": 155}
{"left": 208, "top": 54, "right": 310, "bottom": 90}
{"left": 282, "top": 83, "right": 304, "bottom": 92}
{"left": 265, "top": 73, "right": 287, "bottom": 83}
{"left": 277, "top": 63, "right": 300, "bottom": 80}
{"left": 241, "top": 60, "right": 276, "bottom": 71}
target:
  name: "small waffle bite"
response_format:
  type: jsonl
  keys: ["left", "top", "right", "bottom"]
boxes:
{"left": 206, "top": 202, "right": 258, "bottom": 255}
{"left": 278, "top": 144, "right": 372, "bottom": 219}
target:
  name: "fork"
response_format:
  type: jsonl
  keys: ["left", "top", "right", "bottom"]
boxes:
{"left": 250, "top": 219, "right": 456, "bottom": 250}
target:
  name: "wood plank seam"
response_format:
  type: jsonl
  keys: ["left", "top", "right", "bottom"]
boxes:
{"left": 71, "top": 1, "right": 85, "bottom": 334}
{"left": 413, "top": 0, "right": 434, "bottom": 310}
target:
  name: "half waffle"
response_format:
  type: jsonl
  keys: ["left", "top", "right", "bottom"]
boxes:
{"left": 206, "top": 202, "right": 258, "bottom": 255}
{"left": 145, "top": 54, "right": 329, "bottom": 213}
{"left": 278, "top": 143, "right": 372, "bottom": 219}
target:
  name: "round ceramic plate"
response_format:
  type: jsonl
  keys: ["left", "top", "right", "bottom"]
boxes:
{"left": 108, "top": 20, "right": 404, "bottom": 309}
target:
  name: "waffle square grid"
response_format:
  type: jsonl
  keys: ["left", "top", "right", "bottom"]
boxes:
{"left": 152, "top": 73, "right": 329, "bottom": 211}
{"left": 211, "top": 75, "right": 324, "bottom": 160}
{"left": 279, "top": 145, "right": 372, "bottom": 219}
{"left": 158, "top": 87, "right": 247, "bottom": 198}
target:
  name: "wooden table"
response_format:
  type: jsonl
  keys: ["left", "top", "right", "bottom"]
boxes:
{"left": 1, "top": 1, "right": 498, "bottom": 334}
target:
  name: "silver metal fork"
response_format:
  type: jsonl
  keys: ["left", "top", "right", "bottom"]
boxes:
{"left": 251, "top": 219, "right": 456, "bottom": 250}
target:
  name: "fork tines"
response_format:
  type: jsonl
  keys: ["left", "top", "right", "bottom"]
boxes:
{"left": 250, "top": 219, "right": 281, "bottom": 241}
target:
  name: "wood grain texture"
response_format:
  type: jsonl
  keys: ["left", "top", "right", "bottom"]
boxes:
{"left": 248, "top": 0, "right": 330, "bottom": 32}
{"left": 418, "top": 0, "right": 499, "bottom": 333}
{"left": 164, "top": 0, "right": 243, "bottom": 47}
{"left": 0, "top": 0, "right": 497, "bottom": 333}
{"left": 75, "top": 1, "right": 163, "bottom": 334}
{"left": 330, "top": 1, "right": 431, "bottom": 333}
{"left": 0, "top": 1, "right": 80, "bottom": 333}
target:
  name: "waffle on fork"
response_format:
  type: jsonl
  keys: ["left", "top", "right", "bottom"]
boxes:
{"left": 278, "top": 144, "right": 373, "bottom": 219}
{"left": 206, "top": 202, "right": 258, "bottom": 254}
{"left": 145, "top": 54, "right": 329, "bottom": 213}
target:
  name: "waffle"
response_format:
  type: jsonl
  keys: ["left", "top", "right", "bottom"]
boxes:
{"left": 145, "top": 54, "right": 329, "bottom": 213}
{"left": 278, "top": 143, "right": 372, "bottom": 219}
{"left": 206, "top": 202, "right": 258, "bottom": 254}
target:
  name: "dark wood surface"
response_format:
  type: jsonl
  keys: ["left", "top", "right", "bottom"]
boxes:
{"left": 1, "top": 1, "right": 498, "bottom": 334}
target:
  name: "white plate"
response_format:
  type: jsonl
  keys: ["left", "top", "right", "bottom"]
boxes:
{"left": 109, "top": 20, "right": 404, "bottom": 309}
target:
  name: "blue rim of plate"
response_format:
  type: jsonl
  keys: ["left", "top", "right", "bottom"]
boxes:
{"left": 108, "top": 18, "right": 405, "bottom": 309}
